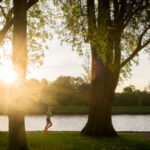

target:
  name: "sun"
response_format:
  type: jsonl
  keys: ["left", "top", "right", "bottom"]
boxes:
{"left": 0, "top": 61, "right": 17, "bottom": 84}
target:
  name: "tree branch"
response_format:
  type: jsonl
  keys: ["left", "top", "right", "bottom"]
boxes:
{"left": 123, "top": 0, "right": 136, "bottom": 20}
{"left": 0, "top": 0, "right": 38, "bottom": 45}
{"left": 98, "top": 0, "right": 110, "bottom": 28}
{"left": 0, "top": 5, "right": 7, "bottom": 19}
{"left": 140, "top": 38, "right": 150, "bottom": 50}
{"left": 123, "top": 2, "right": 150, "bottom": 29}
{"left": 119, "top": 0, "right": 127, "bottom": 19}
{"left": 120, "top": 47, "right": 139, "bottom": 68}
{"left": 0, "top": 19, "right": 13, "bottom": 44}
{"left": 28, "top": 0, "right": 38, "bottom": 9}
{"left": 113, "top": 0, "right": 119, "bottom": 22}
{"left": 120, "top": 27, "right": 150, "bottom": 68}
{"left": 87, "top": 0, "right": 96, "bottom": 41}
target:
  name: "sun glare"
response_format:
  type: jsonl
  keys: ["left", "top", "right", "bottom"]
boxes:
{"left": 0, "top": 61, "right": 17, "bottom": 84}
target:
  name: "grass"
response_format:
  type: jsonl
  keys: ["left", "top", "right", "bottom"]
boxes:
{"left": 112, "top": 106, "right": 150, "bottom": 114}
{"left": 1, "top": 106, "right": 150, "bottom": 115}
{"left": 0, "top": 132, "right": 150, "bottom": 150}
{"left": 48, "top": 106, "right": 150, "bottom": 115}
{"left": 52, "top": 106, "right": 89, "bottom": 114}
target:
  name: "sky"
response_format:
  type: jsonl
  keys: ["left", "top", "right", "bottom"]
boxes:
{"left": 28, "top": 39, "right": 150, "bottom": 92}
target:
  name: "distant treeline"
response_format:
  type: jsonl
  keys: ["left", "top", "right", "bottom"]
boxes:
{"left": 0, "top": 76, "right": 150, "bottom": 113}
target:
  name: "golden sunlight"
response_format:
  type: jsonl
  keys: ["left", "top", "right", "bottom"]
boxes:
{"left": 0, "top": 60, "right": 17, "bottom": 84}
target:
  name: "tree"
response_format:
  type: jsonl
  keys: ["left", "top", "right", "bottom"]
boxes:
{"left": 0, "top": 0, "right": 51, "bottom": 149}
{"left": 0, "top": 0, "right": 49, "bottom": 69}
{"left": 7, "top": 1, "right": 28, "bottom": 149}
{"left": 52, "top": 0, "right": 150, "bottom": 137}
{"left": 51, "top": 76, "right": 76, "bottom": 106}
{"left": 0, "top": 0, "right": 53, "bottom": 148}
{"left": 123, "top": 85, "right": 135, "bottom": 93}
{"left": 47, "top": 76, "right": 88, "bottom": 106}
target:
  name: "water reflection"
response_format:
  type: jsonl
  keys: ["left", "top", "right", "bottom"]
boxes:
{"left": 0, "top": 115, "right": 150, "bottom": 131}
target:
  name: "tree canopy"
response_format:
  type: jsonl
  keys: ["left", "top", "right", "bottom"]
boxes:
{"left": 52, "top": 0, "right": 150, "bottom": 80}
{"left": 0, "top": 0, "right": 52, "bottom": 70}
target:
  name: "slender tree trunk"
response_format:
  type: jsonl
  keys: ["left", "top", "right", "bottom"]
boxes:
{"left": 8, "top": 0, "right": 28, "bottom": 150}
{"left": 82, "top": 46, "right": 119, "bottom": 137}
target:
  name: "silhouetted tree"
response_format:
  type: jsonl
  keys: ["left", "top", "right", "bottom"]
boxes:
{"left": 53, "top": 0, "right": 150, "bottom": 137}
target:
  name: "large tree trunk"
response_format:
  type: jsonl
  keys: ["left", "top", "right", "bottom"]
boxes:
{"left": 82, "top": 46, "right": 119, "bottom": 137}
{"left": 8, "top": 109, "right": 28, "bottom": 150}
{"left": 8, "top": 0, "right": 28, "bottom": 150}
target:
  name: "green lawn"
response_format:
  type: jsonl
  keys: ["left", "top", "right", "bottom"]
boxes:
{"left": 49, "top": 106, "right": 150, "bottom": 115}
{"left": 112, "top": 106, "right": 150, "bottom": 114}
{"left": 0, "top": 132, "right": 150, "bottom": 150}
{"left": 1, "top": 106, "right": 150, "bottom": 115}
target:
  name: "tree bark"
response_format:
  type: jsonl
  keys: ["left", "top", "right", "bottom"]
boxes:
{"left": 8, "top": 0, "right": 28, "bottom": 150}
{"left": 82, "top": 45, "right": 119, "bottom": 137}
{"left": 8, "top": 109, "right": 28, "bottom": 150}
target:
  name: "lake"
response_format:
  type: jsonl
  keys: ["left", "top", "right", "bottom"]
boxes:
{"left": 0, "top": 115, "right": 150, "bottom": 131}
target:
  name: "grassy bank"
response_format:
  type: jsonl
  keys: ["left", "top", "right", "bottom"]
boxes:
{"left": 0, "top": 132, "right": 150, "bottom": 150}
{"left": 26, "top": 106, "right": 150, "bottom": 115}
{"left": 112, "top": 106, "right": 150, "bottom": 114}
{"left": 1, "top": 106, "right": 150, "bottom": 115}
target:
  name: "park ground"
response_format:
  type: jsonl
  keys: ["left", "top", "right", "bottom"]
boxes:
{"left": 0, "top": 131, "right": 150, "bottom": 150}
